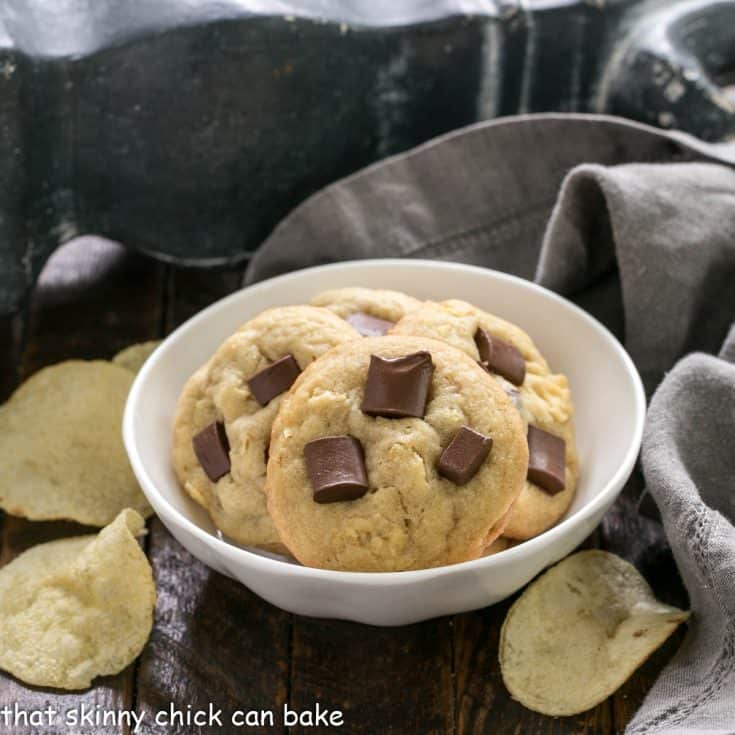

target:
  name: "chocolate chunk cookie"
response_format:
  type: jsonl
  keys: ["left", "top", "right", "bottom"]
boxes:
{"left": 266, "top": 336, "right": 528, "bottom": 571}
{"left": 172, "top": 306, "right": 360, "bottom": 553}
{"left": 392, "top": 299, "right": 579, "bottom": 540}
{"left": 310, "top": 287, "right": 421, "bottom": 336}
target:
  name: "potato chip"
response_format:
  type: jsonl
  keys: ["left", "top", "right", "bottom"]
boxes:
{"left": 499, "top": 550, "right": 689, "bottom": 716}
{"left": 112, "top": 340, "right": 160, "bottom": 374}
{"left": 0, "top": 509, "right": 156, "bottom": 690}
{"left": 0, "top": 360, "right": 152, "bottom": 525}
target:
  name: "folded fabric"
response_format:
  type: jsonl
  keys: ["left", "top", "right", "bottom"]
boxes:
{"left": 246, "top": 113, "right": 735, "bottom": 732}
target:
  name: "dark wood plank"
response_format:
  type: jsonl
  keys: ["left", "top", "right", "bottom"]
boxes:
{"left": 163, "top": 265, "right": 245, "bottom": 327}
{"left": 0, "top": 312, "right": 24, "bottom": 403}
{"left": 0, "top": 236, "right": 164, "bottom": 734}
{"left": 21, "top": 236, "right": 164, "bottom": 373}
{"left": 0, "top": 665, "right": 136, "bottom": 735}
{"left": 134, "top": 265, "right": 291, "bottom": 734}
{"left": 289, "top": 616, "right": 454, "bottom": 735}
{"left": 135, "top": 520, "right": 290, "bottom": 735}
{"left": 0, "top": 515, "right": 99, "bottom": 564}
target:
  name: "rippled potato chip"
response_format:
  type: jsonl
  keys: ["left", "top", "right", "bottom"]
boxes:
{"left": 0, "top": 509, "right": 156, "bottom": 690}
{"left": 500, "top": 550, "right": 689, "bottom": 716}
{"left": 0, "top": 361, "right": 152, "bottom": 525}
{"left": 112, "top": 340, "right": 161, "bottom": 375}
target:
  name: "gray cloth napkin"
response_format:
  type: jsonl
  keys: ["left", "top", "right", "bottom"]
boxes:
{"left": 246, "top": 113, "right": 735, "bottom": 732}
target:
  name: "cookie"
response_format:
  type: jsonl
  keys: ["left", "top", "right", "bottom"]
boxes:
{"left": 310, "top": 287, "right": 421, "bottom": 336}
{"left": 391, "top": 299, "right": 578, "bottom": 540}
{"left": 483, "top": 500, "right": 516, "bottom": 548}
{"left": 266, "top": 336, "right": 528, "bottom": 572}
{"left": 483, "top": 537, "right": 516, "bottom": 556}
{"left": 172, "top": 306, "right": 360, "bottom": 553}
{"left": 0, "top": 360, "right": 152, "bottom": 525}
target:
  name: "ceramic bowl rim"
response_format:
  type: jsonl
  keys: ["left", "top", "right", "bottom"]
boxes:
{"left": 122, "top": 259, "right": 645, "bottom": 586}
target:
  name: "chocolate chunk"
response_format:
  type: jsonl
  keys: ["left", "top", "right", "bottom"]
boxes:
{"left": 247, "top": 354, "right": 301, "bottom": 406}
{"left": 478, "top": 360, "right": 522, "bottom": 408}
{"left": 527, "top": 425, "right": 566, "bottom": 495}
{"left": 437, "top": 426, "right": 493, "bottom": 485}
{"left": 475, "top": 329, "right": 526, "bottom": 386}
{"left": 346, "top": 311, "right": 394, "bottom": 337}
{"left": 192, "top": 421, "right": 231, "bottom": 482}
{"left": 304, "top": 435, "right": 369, "bottom": 503}
{"left": 361, "top": 351, "right": 434, "bottom": 418}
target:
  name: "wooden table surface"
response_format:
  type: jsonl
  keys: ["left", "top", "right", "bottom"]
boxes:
{"left": 0, "top": 237, "right": 689, "bottom": 735}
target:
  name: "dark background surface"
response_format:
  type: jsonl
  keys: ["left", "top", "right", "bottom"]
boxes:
{"left": 0, "top": 236, "right": 688, "bottom": 735}
{"left": 1, "top": 0, "right": 735, "bottom": 314}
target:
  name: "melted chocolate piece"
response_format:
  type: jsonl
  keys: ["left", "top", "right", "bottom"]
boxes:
{"left": 346, "top": 311, "right": 394, "bottom": 337}
{"left": 437, "top": 426, "right": 493, "bottom": 485}
{"left": 304, "top": 435, "right": 369, "bottom": 503}
{"left": 478, "top": 360, "right": 522, "bottom": 409}
{"left": 475, "top": 328, "right": 526, "bottom": 386}
{"left": 361, "top": 351, "right": 434, "bottom": 418}
{"left": 527, "top": 424, "right": 566, "bottom": 495}
{"left": 247, "top": 354, "right": 301, "bottom": 406}
{"left": 192, "top": 421, "right": 231, "bottom": 482}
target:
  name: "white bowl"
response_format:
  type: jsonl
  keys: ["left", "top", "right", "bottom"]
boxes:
{"left": 123, "top": 259, "right": 645, "bottom": 626}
